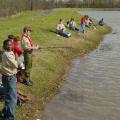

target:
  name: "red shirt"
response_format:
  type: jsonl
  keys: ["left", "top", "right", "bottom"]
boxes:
{"left": 12, "top": 42, "right": 23, "bottom": 56}
{"left": 81, "top": 16, "right": 86, "bottom": 24}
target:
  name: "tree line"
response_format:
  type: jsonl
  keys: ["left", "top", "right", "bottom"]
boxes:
{"left": 0, "top": 0, "right": 120, "bottom": 17}
{"left": 65, "top": 0, "right": 120, "bottom": 8}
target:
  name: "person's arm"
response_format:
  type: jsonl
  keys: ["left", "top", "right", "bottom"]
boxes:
{"left": 56, "top": 24, "right": 60, "bottom": 31}
{"left": 14, "top": 46, "right": 23, "bottom": 56}
{"left": 23, "top": 37, "right": 39, "bottom": 50}
{"left": 15, "top": 52, "right": 18, "bottom": 62}
{"left": 62, "top": 24, "right": 66, "bottom": 31}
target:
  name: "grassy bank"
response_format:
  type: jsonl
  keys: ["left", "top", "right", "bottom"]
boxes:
{"left": 0, "top": 8, "right": 112, "bottom": 120}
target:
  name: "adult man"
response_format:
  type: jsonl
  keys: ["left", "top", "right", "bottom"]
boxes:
{"left": 21, "top": 26, "right": 39, "bottom": 86}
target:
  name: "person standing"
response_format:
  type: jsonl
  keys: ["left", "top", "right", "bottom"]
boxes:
{"left": 21, "top": 26, "right": 39, "bottom": 86}
{"left": 81, "top": 15, "right": 87, "bottom": 33}
{"left": 0, "top": 39, "right": 18, "bottom": 120}
{"left": 12, "top": 36, "right": 24, "bottom": 70}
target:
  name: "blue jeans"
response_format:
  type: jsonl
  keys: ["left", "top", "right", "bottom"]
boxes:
{"left": 58, "top": 31, "right": 71, "bottom": 38}
{"left": 74, "top": 27, "right": 83, "bottom": 32}
{"left": 0, "top": 85, "right": 6, "bottom": 96}
{"left": 81, "top": 23, "right": 85, "bottom": 33}
{"left": 2, "top": 75, "right": 17, "bottom": 120}
{"left": 99, "top": 22, "right": 104, "bottom": 26}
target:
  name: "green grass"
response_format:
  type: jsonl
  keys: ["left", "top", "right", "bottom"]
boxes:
{"left": 0, "top": 8, "right": 112, "bottom": 120}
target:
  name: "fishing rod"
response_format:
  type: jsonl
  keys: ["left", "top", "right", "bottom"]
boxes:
{"left": 38, "top": 46, "right": 74, "bottom": 49}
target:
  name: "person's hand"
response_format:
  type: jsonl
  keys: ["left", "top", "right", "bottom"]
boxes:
{"left": 15, "top": 53, "right": 18, "bottom": 61}
{"left": 32, "top": 45, "right": 38, "bottom": 50}
{"left": 36, "top": 45, "right": 40, "bottom": 49}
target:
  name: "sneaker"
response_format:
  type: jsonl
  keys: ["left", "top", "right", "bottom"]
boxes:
{"left": 17, "top": 97, "right": 22, "bottom": 107}
{"left": 68, "top": 33, "right": 71, "bottom": 37}
{"left": 23, "top": 80, "right": 33, "bottom": 86}
{"left": 0, "top": 111, "right": 5, "bottom": 118}
{"left": 29, "top": 80, "right": 33, "bottom": 84}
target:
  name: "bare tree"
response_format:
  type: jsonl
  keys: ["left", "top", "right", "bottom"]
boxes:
{"left": 0, "top": 0, "right": 119, "bottom": 17}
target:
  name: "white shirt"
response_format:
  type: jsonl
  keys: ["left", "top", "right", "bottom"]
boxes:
{"left": 56, "top": 23, "right": 66, "bottom": 32}
{"left": 69, "top": 21, "right": 77, "bottom": 28}
{"left": 1, "top": 51, "right": 18, "bottom": 76}
{"left": 22, "top": 34, "right": 32, "bottom": 50}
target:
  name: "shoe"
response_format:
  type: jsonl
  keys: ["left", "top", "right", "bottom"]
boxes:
{"left": 0, "top": 111, "right": 5, "bottom": 118}
{"left": 29, "top": 80, "right": 33, "bottom": 84}
{"left": 17, "top": 97, "right": 22, "bottom": 107}
{"left": 68, "top": 33, "right": 71, "bottom": 37}
{"left": 23, "top": 80, "right": 33, "bottom": 86}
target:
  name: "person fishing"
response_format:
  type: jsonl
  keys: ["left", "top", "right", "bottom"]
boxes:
{"left": 68, "top": 18, "right": 80, "bottom": 32}
{"left": 56, "top": 19, "right": 71, "bottom": 38}
{"left": 0, "top": 39, "right": 18, "bottom": 120}
{"left": 21, "top": 26, "right": 39, "bottom": 86}
{"left": 99, "top": 18, "right": 105, "bottom": 26}
{"left": 81, "top": 15, "right": 88, "bottom": 33}
{"left": 12, "top": 36, "right": 25, "bottom": 70}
